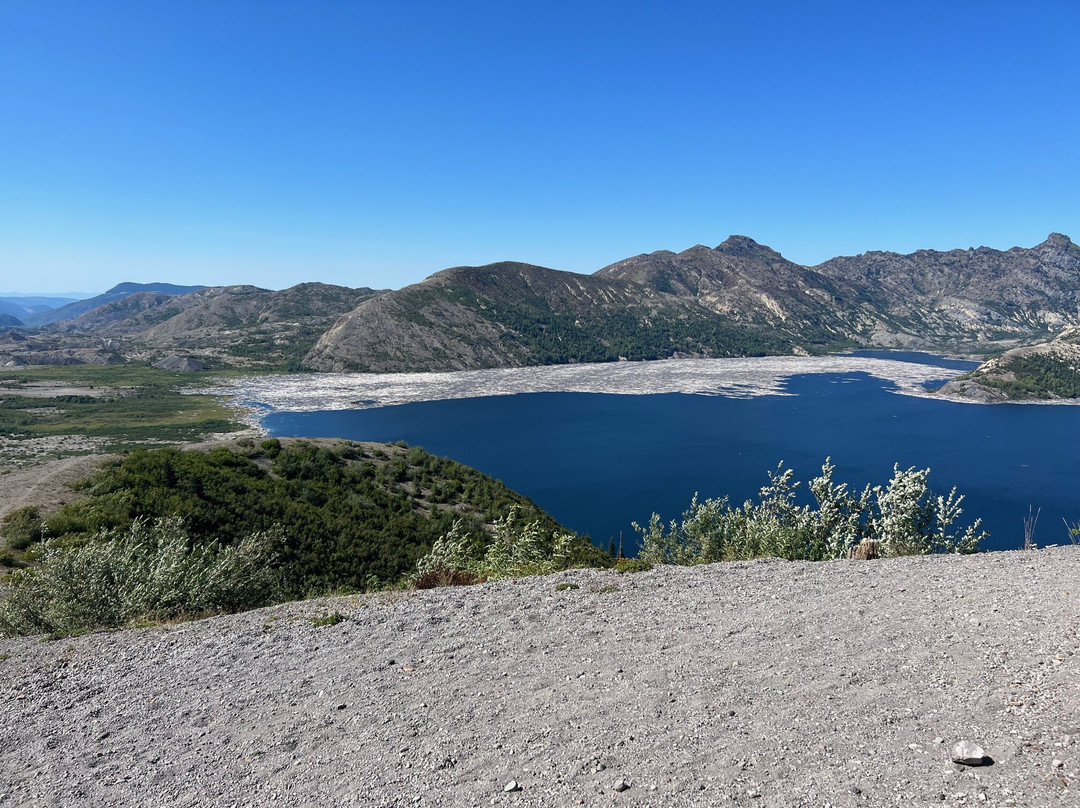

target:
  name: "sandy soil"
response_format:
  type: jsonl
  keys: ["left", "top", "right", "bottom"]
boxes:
{"left": 2, "top": 548, "right": 1078, "bottom": 807}
{"left": 0, "top": 454, "right": 106, "bottom": 522}
{"left": 0, "top": 383, "right": 111, "bottom": 399}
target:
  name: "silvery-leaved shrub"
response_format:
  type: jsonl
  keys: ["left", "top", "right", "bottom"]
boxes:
{"left": 0, "top": 517, "right": 282, "bottom": 637}
{"left": 415, "top": 506, "right": 576, "bottom": 586}
{"left": 635, "top": 458, "right": 985, "bottom": 566}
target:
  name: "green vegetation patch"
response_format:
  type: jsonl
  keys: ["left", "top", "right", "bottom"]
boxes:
{"left": 24, "top": 440, "right": 604, "bottom": 597}
{"left": 440, "top": 285, "right": 798, "bottom": 364}
{"left": 976, "top": 352, "right": 1080, "bottom": 399}
{"left": 0, "top": 517, "right": 281, "bottom": 637}
{"left": 309, "top": 611, "right": 347, "bottom": 627}
{"left": 0, "top": 365, "right": 246, "bottom": 448}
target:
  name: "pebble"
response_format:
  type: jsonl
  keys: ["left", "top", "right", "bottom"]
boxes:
{"left": 503, "top": 780, "right": 521, "bottom": 792}
{"left": 613, "top": 779, "right": 630, "bottom": 792}
{"left": 951, "top": 741, "right": 988, "bottom": 766}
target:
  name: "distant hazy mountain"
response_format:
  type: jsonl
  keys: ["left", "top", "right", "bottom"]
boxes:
{"left": 0, "top": 296, "right": 80, "bottom": 321}
{"left": 54, "top": 282, "right": 382, "bottom": 369}
{"left": 25, "top": 283, "right": 207, "bottom": 326}
{"left": 0, "top": 313, "right": 24, "bottom": 328}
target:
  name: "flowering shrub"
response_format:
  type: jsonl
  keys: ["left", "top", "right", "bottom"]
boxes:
{"left": 634, "top": 459, "right": 985, "bottom": 566}
{"left": 415, "top": 506, "right": 578, "bottom": 585}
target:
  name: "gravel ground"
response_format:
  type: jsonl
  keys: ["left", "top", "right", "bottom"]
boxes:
{"left": 2, "top": 549, "right": 1079, "bottom": 808}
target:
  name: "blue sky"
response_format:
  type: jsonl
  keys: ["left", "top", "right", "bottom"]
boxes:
{"left": 2, "top": 0, "right": 1078, "bottom": 294}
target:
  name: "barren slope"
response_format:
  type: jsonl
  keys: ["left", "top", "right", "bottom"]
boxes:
{"left": 3, "top": 549, "right": 1079, "bottom": 807}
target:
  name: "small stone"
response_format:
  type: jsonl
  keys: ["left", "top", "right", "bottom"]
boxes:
{"left": 1052, "top": 759, "right": 1064, "bottom": 768}
{"left": 951, "top": 741, "right": 988, "bottom": 766}
{"left": 613, "top": 779, "right": 630, "bottom": 793}
{"left": 503, "top": 780, "right": 521, "bottom": 792}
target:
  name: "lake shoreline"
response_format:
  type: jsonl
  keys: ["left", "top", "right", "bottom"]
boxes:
{"left": 206, "top": 352, "right": 995, "bottom": 416}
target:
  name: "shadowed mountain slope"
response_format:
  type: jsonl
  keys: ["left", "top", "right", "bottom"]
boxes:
{"left": 304, "top": 261, "right": 798, "bottom": 372}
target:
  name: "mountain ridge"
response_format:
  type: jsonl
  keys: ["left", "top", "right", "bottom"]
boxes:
{"left": 24, "top": 282, "right": 208, "bottom": 327}
{"left": 306, "top": 233, "right": 1079, "bottom": 372}
{"left": 3, "top": 283, "right": 380, "bottom": 369}
{"left": 6, "top": 234, "right": 1079, "bottom": 374}
{"left": 304, "top": 260, "right": 799, "bottom": 372}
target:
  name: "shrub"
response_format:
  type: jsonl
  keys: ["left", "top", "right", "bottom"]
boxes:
{"left": 1, "top": 506, "right": 45, "bottom": 551}
{"left": 35, "top": 443, "right": 581, "bottom": 595}
{"left": 412, "top": 567, "right": 481, "bottom": 589}
{"left": 614, "top": 558, "right": 653, "bottom": 574}
{"left": 0, "top": 517, "right": 282, "bottom": 637}
{"left": 634, "top": 458, "right": 985, "bottom": 566}
{"left": 414, "top": 506, "right": 579, "bottom": 585}
{"left": 309, "top": 611, "right": 347, "bottom": 627}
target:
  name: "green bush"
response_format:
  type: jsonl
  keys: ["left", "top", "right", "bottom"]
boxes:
{"left": 0, "top": 517, "right": 282, "bottom": 637}
{"left": 33, "top": 442, "right": 586, "bottom": 596}
{"left": 309, "top": 611, "right": 347, "bottom": 627}
{"left": 614, "top": 557, "right": 653, "bottom": 574}
{"left": 1, "top": 506, "right": 45, "bottom": 551}
{"left": 414, "top": 506, "right": 581, "bottom": 585}
{"left": 634, "top": 459, "right": 985, "bottom": 566}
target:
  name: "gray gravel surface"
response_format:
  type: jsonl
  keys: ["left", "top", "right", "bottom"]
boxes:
{"left": 3, "top": 549, "right": 1079, "bottom": 807}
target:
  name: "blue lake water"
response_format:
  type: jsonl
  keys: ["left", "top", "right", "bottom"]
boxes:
{"left": 263, "top": 357, "right": 1080, "bottom": 554}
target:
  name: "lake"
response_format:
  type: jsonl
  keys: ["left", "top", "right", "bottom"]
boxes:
{"left": 256, "top": 353, "right": 1080, "bottom": 554}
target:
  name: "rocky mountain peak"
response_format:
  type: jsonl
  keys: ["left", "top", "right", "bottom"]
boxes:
{"left": 1040, "top": 232, "right": 1073, "bottom": 249}
{"left": 715, "top": 235, "right": 783, "bottom": 259}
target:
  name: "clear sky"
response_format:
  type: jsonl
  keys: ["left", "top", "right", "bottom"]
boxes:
{"left": 2, "top": 0, "right": 1078, "bottom": 295}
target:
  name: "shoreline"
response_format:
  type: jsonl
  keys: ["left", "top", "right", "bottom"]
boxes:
{"left": 203, "top": 354, "right": 985, "bottom": 415}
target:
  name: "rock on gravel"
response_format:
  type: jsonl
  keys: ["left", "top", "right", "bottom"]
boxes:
{"left": 2, "top": 548, "right": 1080, "bottom": 807}
{"left": 950, "top": 740, "right": 988, "bottom": 766}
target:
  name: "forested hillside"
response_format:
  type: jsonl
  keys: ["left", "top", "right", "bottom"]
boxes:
{"left": 3, "top": 439, "right": 606, "bottom": 595}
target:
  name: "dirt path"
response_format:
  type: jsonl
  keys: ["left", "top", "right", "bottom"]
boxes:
{"left": 2, "top": 548, "right": 1078, "bottom": 807}
{"left": 0, "top": 453, "right": 106, "bottom": 522}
